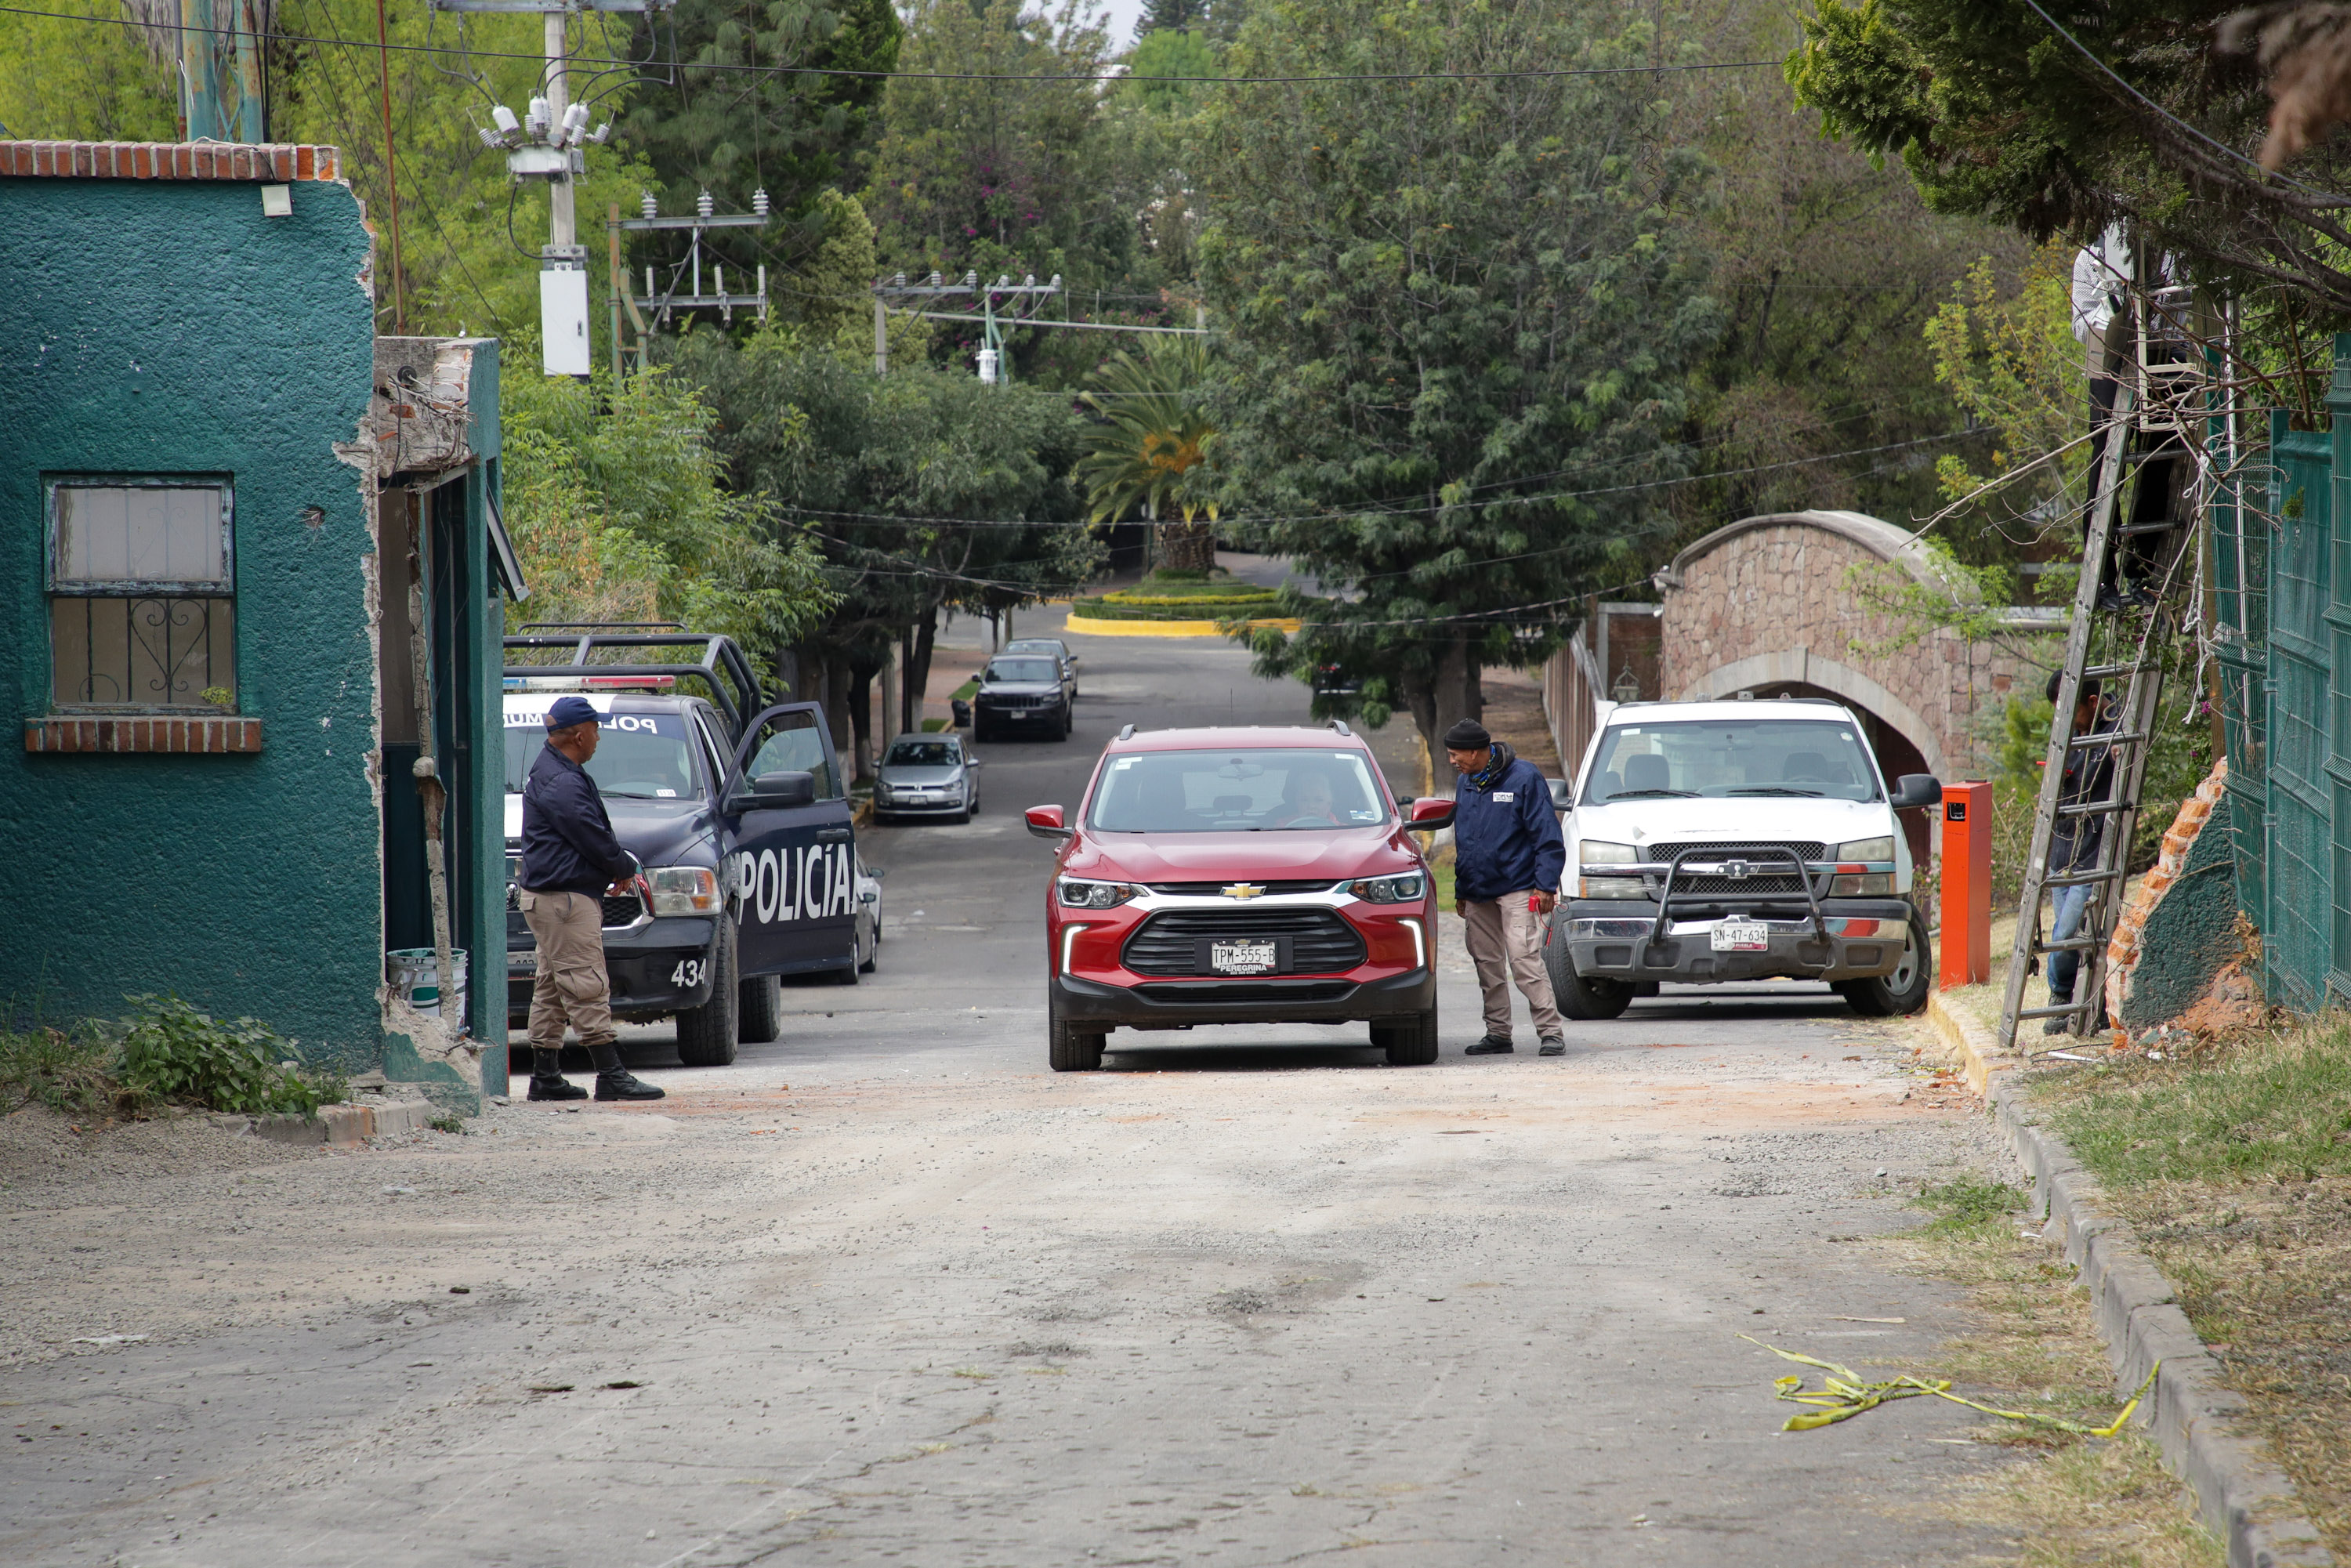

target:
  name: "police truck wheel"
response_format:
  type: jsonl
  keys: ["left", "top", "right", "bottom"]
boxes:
{"left": 674, "top": 923, "right": 740, "bottom": 1066}
{"left": 1049, "top": 987, "right": 1105, "bottom": 1072}
{"left": 1836, "top": 912, "right": 1930, "bottom": 1017}
{"left": 737, "top": 969, "right": 781, "bottom": 1044}
{"left": 1542, "top": 911, "right": 1633, "bottom": 1019}
{"left": 1371, "top": 1000, "right": 1439, "bottom": 1066}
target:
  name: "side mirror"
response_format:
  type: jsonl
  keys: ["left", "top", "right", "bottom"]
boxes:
{"left": 1025, "top": 804, "right": 1074, "bottom": 842}
{"left": 1546, "top": 778, "right": 1574, "bottom": 812}
{"left": 1889, "top": 773, "right": 1943, "bottom": 811}
{"left": 1407, "top": 797, "right": 1456, "bottom": 830}
{"left": 869, "top": 865, "right": 886, "bottom": 879}
{"left": 725, "top": 770, "right": 816, "bottom": 813}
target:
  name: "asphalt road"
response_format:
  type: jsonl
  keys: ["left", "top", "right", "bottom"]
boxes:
{"left": 0, "top": 607, "right": 2030, "bottom": 1566}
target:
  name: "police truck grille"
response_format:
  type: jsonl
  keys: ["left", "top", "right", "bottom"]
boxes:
{"left": 1656, "top": 841, "right": 1825, "bottom": 896}
{"left": 601, "top": 891, "right": 648, "bottom": 928}
{"left": 1121, "top": 910, "right": 1367, "bottom": 976}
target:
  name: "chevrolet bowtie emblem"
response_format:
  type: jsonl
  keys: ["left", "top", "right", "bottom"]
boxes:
{"left": 1222, "top": 883, "right": 1266, "bottom": 900}
{"left": 1721, "top": 860, "right": 1753, "bottom": 879}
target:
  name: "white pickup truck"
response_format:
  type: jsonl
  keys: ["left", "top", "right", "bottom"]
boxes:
{"left": 1544, "top": 697, "right": 1939, "bottom": 1019}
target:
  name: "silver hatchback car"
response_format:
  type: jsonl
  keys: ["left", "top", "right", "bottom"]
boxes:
{"left": 873, "top": 733, "right": 981, "bottom": 824}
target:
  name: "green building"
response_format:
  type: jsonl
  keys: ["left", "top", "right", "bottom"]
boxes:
{"left": 0, "top": 139, "right": 512, "bottom": 1109}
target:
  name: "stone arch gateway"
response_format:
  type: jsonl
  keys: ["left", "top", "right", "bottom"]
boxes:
{"left": 1650, "top": 509, "right": 2043, "bottom": 862}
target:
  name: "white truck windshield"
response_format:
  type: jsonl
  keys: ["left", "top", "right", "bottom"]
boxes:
{"left": 1585, "top": 719, "right": 1879, "bottom": 803}
{"left": 503, "top": 712, "right": 705, "bottom": 800}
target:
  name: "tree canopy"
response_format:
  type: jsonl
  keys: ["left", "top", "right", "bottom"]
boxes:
{"left": 1194, "top": 0, "right": 1716, "bottom": 782}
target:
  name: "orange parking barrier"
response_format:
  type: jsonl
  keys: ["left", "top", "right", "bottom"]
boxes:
{"left": 1940, "top": 780, "right": 1993, "bottom": 988}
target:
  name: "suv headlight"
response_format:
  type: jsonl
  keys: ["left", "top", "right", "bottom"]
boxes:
{"left": 1058, "top": 878, "right": 1137, "bottom": 909}
{"left": 1831, "top": 836, "right": 1896, "bottom": 896}
{"left": 1578, "top": 839, "right": 1646, "bottom": 900}
{"left": 646, "top": 865, "right": 723, "bottom": 915}
{"left": 1347, "top": 871, "right": 1425, "bottom": 903}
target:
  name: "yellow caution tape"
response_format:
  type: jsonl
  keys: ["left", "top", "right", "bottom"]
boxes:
{"left": 1741, "top": 1337, "right": 2158, "bottom": 1437}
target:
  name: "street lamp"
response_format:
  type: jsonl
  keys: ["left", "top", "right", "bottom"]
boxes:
{"left": 1612, "top": 666, "right": 1641, "bottom": 704}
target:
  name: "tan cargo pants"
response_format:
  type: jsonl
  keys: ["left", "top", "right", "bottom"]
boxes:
{"left": 518, "top": 889, "right": 618, "bottom": 1052}
{"left": 1461, "top": 896, "right": 1563, "bottom": 1039}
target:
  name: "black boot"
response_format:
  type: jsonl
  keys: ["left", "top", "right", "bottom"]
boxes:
{"left": 588, "top": 1041, "right": 665, "bottom": 1101}
{"left": 527, "top": 1047, "right": 588, "bottom": 1101}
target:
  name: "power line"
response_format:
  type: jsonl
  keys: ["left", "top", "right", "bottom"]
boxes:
{"left": 0, "top": 4, "right": 1776, "bottom": 88}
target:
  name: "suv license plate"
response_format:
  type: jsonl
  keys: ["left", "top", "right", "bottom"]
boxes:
{"left": 1710, "top": 921, "right": 1769, "bottom": 953}
{"left": 1210, "top": 940, "right": 1280, "bottom": 975}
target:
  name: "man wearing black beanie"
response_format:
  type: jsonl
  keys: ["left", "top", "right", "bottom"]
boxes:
{"left": 1441, "top": 717, "right": 1568, "bottom": 1056}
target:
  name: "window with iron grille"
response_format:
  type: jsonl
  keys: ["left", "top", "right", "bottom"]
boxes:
{"left": 45, "top": 478, "right": 236, "bottom": 711}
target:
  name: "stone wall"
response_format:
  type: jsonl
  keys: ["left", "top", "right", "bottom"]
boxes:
{"left": 1655, "top": 510, "right": 2036, "bottom": 782}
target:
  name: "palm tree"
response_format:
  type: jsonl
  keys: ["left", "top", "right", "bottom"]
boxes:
{"left": 1073, "top": 335, "right": 1219, "bottom": 574}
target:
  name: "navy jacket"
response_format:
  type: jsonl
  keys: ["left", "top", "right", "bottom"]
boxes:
{"left": 520, "top": 744, "right": 637, "bottom": 895}
{"left": 1451, "top": 746, "right": 1567, "bottom": 903}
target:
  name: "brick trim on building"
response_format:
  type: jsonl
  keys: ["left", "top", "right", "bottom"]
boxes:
{"left": 24, "top": 717, "right": 263, "bottom": 754}
{"left": 0, "top": 142, "right": 340, "bottom": 182}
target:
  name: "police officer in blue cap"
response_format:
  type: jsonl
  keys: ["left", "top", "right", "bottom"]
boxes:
{"left": 516, "top": 694, "right": 665, "bottom": 1102}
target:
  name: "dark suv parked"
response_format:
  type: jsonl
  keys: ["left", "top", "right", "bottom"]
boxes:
{"left": 972, "top": 653, "right": 1072, "bottom": 741}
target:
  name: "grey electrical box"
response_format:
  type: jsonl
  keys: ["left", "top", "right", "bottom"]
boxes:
{"left": 540, "top": 267, "right": 590, "bottom": 377}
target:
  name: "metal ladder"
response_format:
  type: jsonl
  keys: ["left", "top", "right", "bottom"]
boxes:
{"left": 1995, "top": 302, "right": 2203, "bottom": 1051}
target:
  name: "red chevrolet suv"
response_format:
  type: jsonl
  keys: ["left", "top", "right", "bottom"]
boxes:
{"left": 1025, "top": 723, "right": 1455, "bottom": 1071}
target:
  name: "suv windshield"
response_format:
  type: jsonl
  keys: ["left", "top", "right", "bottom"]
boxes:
{"left": 1005, "top": 641, "right": 1063, "bottom": 658}
{"left": 984, "top": 658, "right": 1060, "bottom": 683}
{"left": 1089, "top": 748, "right": 1389, "bottom": 831}
{"left": 1584, "top": 718, "right": 1879, "bottom": 803}
{"left": 504, "top": 711, "right": 705, "bottom": 800}
{"left": 883, "top": 739, "right": 962, "bottom": 767}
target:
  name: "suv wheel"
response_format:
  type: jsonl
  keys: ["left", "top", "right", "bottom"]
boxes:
{"left": 676, "top": 922, "right": 740, "bottom": 1066}
{"left": 1371, "top": 999, "right": 1439, "bottom": 1066}
{"left": 737, "top": 968, "right": 781, "bottom": 1044}
{"left": 1542, "top": 914, "right": 1632, "bottom": 1019}
{"left": 1835, "top": 912, "right": 1930, "bottom": 1016}
{"left": 1049, "top": 987, "right": 1105, "bottom": 1071}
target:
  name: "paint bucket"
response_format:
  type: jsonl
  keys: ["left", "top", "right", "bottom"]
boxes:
{"left": 386, "top": 948, "right": 469, "bottom": 1018}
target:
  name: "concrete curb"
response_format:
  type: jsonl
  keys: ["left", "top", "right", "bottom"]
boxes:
{"left": 1925, "top": 994, "right": 2334, "bottom": 1568}
{"left": 210, "top": 1096, "right": 438, "bottom": 1149}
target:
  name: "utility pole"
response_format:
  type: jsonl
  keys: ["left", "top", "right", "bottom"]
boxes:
{"left": 871, "top": 271, "right": 1063, "bottom": 384}
{"left": 436, "top": 0, "right": 655, "bottom": 376}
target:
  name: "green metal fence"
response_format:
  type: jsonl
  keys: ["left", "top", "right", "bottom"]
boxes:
{"left": 2211, "top": 374, "right": 2268, "bottom": 945}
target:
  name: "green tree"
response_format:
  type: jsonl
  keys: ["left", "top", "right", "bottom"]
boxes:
{"left": 0, "top": 0, "right": 178, "bottom": 143}
{"left": 1784, "top": 0, "right": 2351, "bottom": 313}
{"left": 501, "top": 365, "right": 838, "bottom": 679}
{"left": 1195, "top": 0, "right": 1715, "bottom": 784}
{"left": 1125, "top": 27, "right": 1219, "bottom": 112}
{"left": 1074, "top": 335, "right": 1219, "bottom": 570}
{"left": 1922, "top": 243, "right": 2088, "bottom": 524}
{"left": 665, "top": 329, "right": 1098, "bottom": 762}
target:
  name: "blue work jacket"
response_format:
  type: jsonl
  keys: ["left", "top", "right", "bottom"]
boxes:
{"left": 520, "top": 744, "right": 638, "bottom": 895}
{"left": 1451, "top": 752, "right": 1566, "bottom": 904}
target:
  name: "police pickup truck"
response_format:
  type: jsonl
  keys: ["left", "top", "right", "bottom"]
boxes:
{"left": 504, "top": 627, "right": 870, "bottom": 1065}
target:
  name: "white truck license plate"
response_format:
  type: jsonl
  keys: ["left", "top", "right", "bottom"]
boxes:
{"left": 1210, "top": 940, "right": 1280, "bottom": 975}
{"left": 1710, "top": 921, "right": 1769, "bottom": 952}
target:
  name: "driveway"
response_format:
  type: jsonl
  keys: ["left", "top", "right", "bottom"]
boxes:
{"left": 0, "top": 607, "right": 2023, "bottom": 1566}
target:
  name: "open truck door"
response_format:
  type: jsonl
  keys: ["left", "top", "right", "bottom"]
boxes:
{"left": 724, "top": 702, "right": 859, "bottom": 983}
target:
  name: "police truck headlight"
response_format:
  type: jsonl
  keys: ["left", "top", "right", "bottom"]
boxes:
{"left": 646, "top": 865, "right": 723, "bottom": 915}
{"left": 1831, "top": 836, "right": 1896, "bottom": 896}
{"left": 1346, "top": 871, "right": 1425, "bottom": 904}
{"left": 1058, "top": 878, "right": 1137, "bottom": 909}
{"left": 1578, "top": 840, "right": 1646, "bottom": 899}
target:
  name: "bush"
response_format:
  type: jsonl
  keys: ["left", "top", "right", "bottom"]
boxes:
{"left": 116, "top": 996, "right": 344, "bottom": 1116}
{"left": 0, "top": 1023, "right": 128, "bottom": 1116}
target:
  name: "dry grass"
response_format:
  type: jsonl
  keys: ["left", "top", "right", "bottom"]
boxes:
{"left": 2032, "top": 1017, "right": 2351, "bottom": 1559}
{"left": 1889, "top": 1176, "right": 2222, "bottom": 1567}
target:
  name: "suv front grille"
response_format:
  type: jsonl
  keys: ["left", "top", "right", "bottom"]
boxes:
{"left": 602, "top": 890, "right": 648, "bottom": 928}
{"left": 981, "top": 690, "right": 1054, "bottom": 709}
{"left": 1144, "top": 879, "right": 1336, "bottom": 896}
{"left": 1121, "top": 909, "right": 1367, "bottom": 976}
{"left": 1655, "top": 841, "right": 1825, "bottom": 896}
